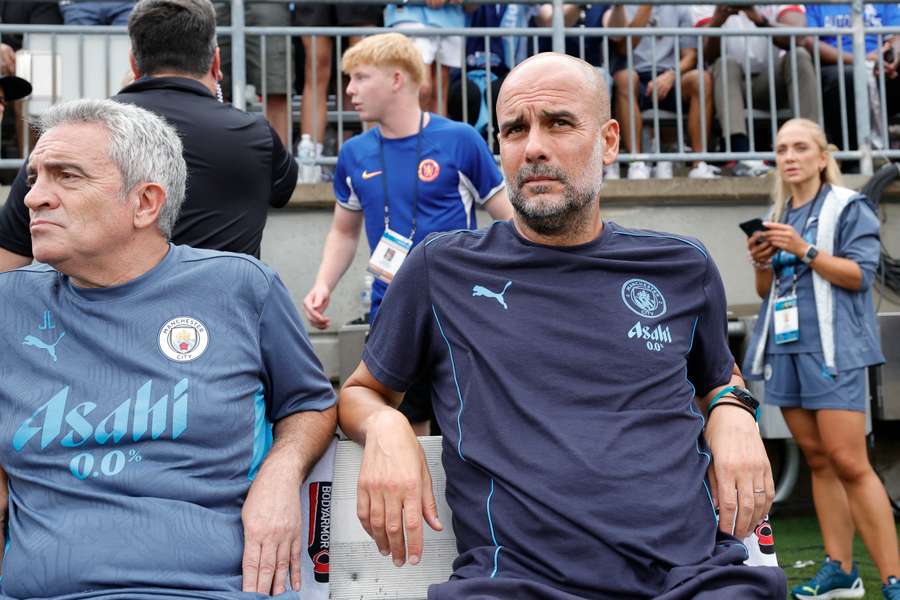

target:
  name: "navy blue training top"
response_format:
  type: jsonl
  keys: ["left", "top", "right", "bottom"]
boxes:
{"left": 363, "top": 220, "right": 739, "bottom": 598}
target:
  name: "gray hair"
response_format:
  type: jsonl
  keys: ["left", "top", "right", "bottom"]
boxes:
{"left": 39, "top": 98, "right": 186, "bottom": 239}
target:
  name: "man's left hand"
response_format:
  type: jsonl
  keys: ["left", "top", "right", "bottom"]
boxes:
{"left": 242, "top": 455, "right": 304, "bottom": 595}
{"left": 704, "top": 404, "right": 774, "bottom": 539}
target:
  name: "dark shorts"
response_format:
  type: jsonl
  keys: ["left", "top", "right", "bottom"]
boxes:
{"left": 216, "top": 1, "right": 292, "bottom": 94}
{"left": 613, "top": 68, "right": 681, "bottom": 113}
{"left": 764, "top": 352, "right": 867, "bottom": 412}
{"left": 294, "top": 4, "right": 382, "bottom": 27}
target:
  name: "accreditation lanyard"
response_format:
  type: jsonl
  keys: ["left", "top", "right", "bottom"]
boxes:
{"left": 378, "top": 110, "right": 424, "bottom": 241}
{"left": 772, "top": 185, "right": 822, "bottom": 344}
{"left": 366, "top": 112, "right": 424, "bottom": 286}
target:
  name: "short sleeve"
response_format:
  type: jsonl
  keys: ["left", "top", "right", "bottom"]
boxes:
{"left": 333, "top": 148, "right": 362, "bottom": 211}
{"left": 678, "top": 7, "right": 698, "bottom": 47}
{"left": 834, "top": 198, "right": 881, "bottom": 290}
{"left": 362, "top": 242, "right": 433, "bottom": 391}
{"left": 0, "top": 164, "right": 33, "bottom": 258}
{"left": 804, "top": 4, "right": 823, "bottom": 27}
{"left": 691, "top": 5, "right": 713, "bottom": 27}
{"left": 686, "top": 254, "right": 735, "bottom": 396}
{"left": 883, "top": 3, "right": 900, "bottom": 25}
{"left": 458, "top": 126, "right": 505, "bottom": 206}
{"left": 258, "top": 273, "right": 336, "bottom": 421}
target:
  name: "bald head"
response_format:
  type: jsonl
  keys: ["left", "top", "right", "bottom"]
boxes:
{"left": 498, "top": 53, "right": 610, "bottom": 123}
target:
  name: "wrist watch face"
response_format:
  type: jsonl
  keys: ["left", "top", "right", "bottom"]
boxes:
{"left": 732, "top": 387, "right": 760, "bottom": 410}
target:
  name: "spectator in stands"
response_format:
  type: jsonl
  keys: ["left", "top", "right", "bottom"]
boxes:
{"left": 0, "top": 73, "right": 31, "bottom": 119}
{"left": 0, "top": 98, "right": 336, "bottom": 599}
{"left": 0, "top": 0, "right": 61, "bottom": 157}
{"left": 0, "top": 73, "right": 32, "bottom": 159}
{"left": 699, "top": 4, "right": 818, "bottom": 177}
{"left": 296, "top": 7, "right": 381, "bottom": 177}
{"left": 606, "top": 4, "right": 718, "bottom": 179}
{"left": 743, "top": 118, "right": 900, "bottom": 600}
{"left": 0, "top": 0, "right": 297, "bottom": 271}
{"left": 339, "top": 52, "right": 785, "bottom": 599}
{"left": 303, "top": 33, "right": 512, "bottom": 435}
{"left": 804, "top": 3, "right": 900, "bottom": 155}
{"left": 216, "top": 1, "right": 292, "bottom": 145}
{"left": 60, "top": 0, "right": 134, "bottom": 24}
{"left": 448, "top": 2, "right": 537, "bottom": 140}
{"left": 386, "top": 0, "right": 464, "bottom": 116}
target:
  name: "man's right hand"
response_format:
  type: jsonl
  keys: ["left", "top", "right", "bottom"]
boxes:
{"left": 357, "top": 410, "right": 442, "bottom": 567}
{"left": 303, "top": 283, "right": 332, "bottom": 330}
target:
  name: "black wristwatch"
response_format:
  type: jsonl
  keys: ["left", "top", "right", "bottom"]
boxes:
{"left": 708, "top": 385, "right": 760, "bottom": 421}
{"left": 801, "top": 244, "right": 819, "bottom": 265}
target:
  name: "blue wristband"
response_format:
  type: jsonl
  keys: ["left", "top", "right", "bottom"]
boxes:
{"left": 707, "top": 385, "right": 759, "bottom": 422}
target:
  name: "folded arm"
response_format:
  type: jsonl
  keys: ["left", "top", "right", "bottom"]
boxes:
{"left": 340, "top": 361, "right": 442, "bottom": 567}
{"left": 241, "top": 406, "right": 337, "bottom": 595}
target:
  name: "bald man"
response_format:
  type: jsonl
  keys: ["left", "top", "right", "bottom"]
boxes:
{"left": 338, "top": 53, "right": 787, "bottom": 599}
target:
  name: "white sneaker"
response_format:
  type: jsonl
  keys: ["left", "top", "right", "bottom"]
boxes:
{"left": 627, "top": 161, "right": 651, "bottom": 180}
{"left": 604, "top": 163, "right": 620, "bottom": 180}
{"left": 654, "top": 161, "right": 674, "bottom": 179}
{"left": 688, "top": 161, "right": 721, "bottom": 179}
{"left": 733, "top": 160, "right": 772, "bottom": 177}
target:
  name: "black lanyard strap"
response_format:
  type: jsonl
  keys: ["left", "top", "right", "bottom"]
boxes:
{"left": 378, "top": 111, "right": 424, "bottom": 241}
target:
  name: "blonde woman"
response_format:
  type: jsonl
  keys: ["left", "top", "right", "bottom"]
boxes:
{"left": 743, "top": 118, "right": 900, "bottom": 600}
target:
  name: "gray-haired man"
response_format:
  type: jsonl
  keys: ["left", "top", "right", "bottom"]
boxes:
{"left": 0, "top": 99, "right": 336, "bottom": 598}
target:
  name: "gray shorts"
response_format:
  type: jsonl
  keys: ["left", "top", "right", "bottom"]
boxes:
{"left": 763, "top": 352, "right": 867, "bottom": 412}
{"left": 216, "top": 1, "right": 292, "bottom": 95}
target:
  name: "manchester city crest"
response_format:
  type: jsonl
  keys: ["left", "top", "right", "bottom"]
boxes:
{"left": 621, "top": 279, "right": 667, "bottom": 319}
{"left": 158, "top": 316, "right": 209, "bottom": 361}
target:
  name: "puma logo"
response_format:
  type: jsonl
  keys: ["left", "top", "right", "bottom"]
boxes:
{"left": 23, "top": 332, "right": 66, "bottom": 362}
{"left": 472, "top": 281, "right": 512, "bottom": 310}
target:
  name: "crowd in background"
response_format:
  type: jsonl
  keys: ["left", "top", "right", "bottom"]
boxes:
{"left": 0, "top": 0, "right": 898, "bottom": 180}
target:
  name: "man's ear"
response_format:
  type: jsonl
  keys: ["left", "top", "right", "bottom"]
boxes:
{"left": 129, "top": 50, "right": 141, "bottom": 79}
{"left": 600, "top": 119, "right": 620, "bottom": 167}
{"left": 211, "top": 46, "right": 223, "bottom": 81}
{"left": 131, "top": 182, "right": 168, "bottom": 233}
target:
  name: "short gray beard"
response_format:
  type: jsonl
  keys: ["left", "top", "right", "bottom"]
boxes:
{"left": 509, "top": 163, "right": 599, "bottom": 237}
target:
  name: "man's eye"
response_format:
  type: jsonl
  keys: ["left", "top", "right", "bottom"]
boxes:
{"left": 25, "top": 175, "right": 36, "bottom": 187}
{"left": 552, "top": 119, "right": 571, "bottom": 128}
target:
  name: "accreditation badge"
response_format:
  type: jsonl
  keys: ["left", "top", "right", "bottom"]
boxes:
{"left": 367, "top": 228, "right": 413, "bottom": 285}
{"left": 773, "top": 294, "right": 800, "bottom": 344}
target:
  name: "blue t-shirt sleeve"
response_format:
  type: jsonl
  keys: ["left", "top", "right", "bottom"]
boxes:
{"left": 259, "top": 273, "right": 336, "bottom": 421}
{"left": 459, "top": 126, "right": 505, "bottom": 205}
{"left": 333, "top": 148, "right": 362, "bottom": 211}
{"left": 687, "top": 255, "right": 735, "bottom": 396}
{"left": 881, "top": 3, "right": 899, "bottom": 25}
{"left": 835, "top": 198, "right": 881, "bottom": 290}
{"left": 362, "top": 242, "right": 433, "bottom": 391}
{"left": 805, "top": 4, "right": 823, "bottom": 26}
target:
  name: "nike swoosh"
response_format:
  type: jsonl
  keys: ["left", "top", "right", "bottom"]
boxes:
{"left": 362, "top": 170, "right": 383, "bottom": 180}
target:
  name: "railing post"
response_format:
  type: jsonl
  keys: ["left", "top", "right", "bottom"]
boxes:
{"left": 230, "top": 0, "right": 247, "bottom": 111}
{"left": 551, "top": 0, "right": 565, "bottom": 53}
{"left": 851, "top": 0, "right": 872, "bottom": 174}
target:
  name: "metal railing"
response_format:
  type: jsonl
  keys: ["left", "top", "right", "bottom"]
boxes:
{"left": 0, "top": 0, "right": 896, "bottom": 175}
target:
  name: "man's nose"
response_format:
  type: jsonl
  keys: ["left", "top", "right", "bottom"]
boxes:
{"left": 24, "top": 175, "right": 59, "bottom": 212}
{"left": 523, "top": 127, "right": 549, "bottom": 163}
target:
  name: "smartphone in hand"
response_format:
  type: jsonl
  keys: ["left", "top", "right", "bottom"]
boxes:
{"left": 739, "top": 218, "right": 767, "bottom": 237}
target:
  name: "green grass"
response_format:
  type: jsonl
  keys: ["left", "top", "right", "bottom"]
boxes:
{"left": 776, "top": 513, "right": 900, "bottom": 598}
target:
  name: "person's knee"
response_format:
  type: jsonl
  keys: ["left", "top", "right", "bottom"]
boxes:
{"left": 797, "top": 439, "right": 830, "bottom": 473}
{"left": 827, "top": 447, "right": 871, "bottom": 483}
